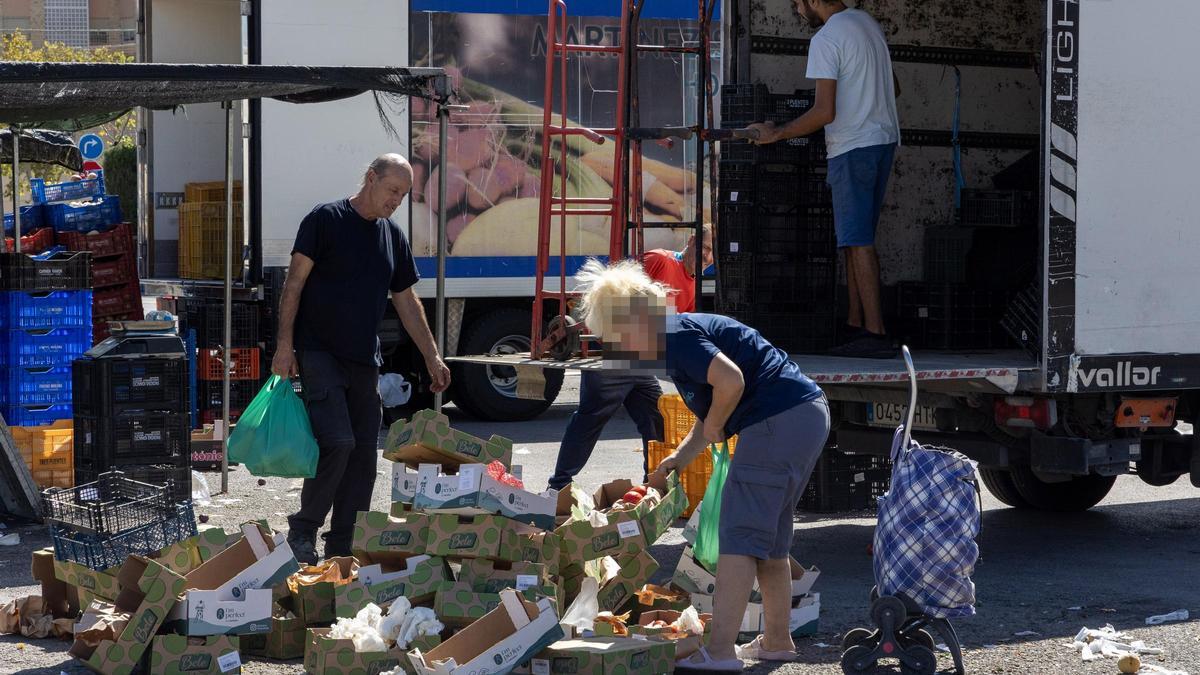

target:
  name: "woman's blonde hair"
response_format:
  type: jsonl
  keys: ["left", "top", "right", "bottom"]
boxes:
{"left": 574, "top": 258, "right": 668, "bottom": 338}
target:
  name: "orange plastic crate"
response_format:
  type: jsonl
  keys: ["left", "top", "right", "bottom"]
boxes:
{"left": 184, "top": 180, "right": 243, "bottom": 204}
{"left": 178, "top": 202, "right": 245, "bottom": 280}
{"left": 198, "top": 347, "right": 261, "bottom": 380}
{"left": 12, "top": 420, "right": 73, "bottom": 488}
{"left": 657, "top": 394, "right": 739, "bottom": 451}
{"left": 647, "top": 437, "right": 735, "bottom": 518}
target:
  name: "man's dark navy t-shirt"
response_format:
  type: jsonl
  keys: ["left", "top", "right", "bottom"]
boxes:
{"left": 665, "top": 313, "right": 823, "bottom": 437}
{"left": 292, "top": 199, "right": 419, "bottom": 366}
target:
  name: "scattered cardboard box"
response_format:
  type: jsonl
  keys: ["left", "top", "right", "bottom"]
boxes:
{"left": 151, "top": 526, "right": 239, "bottom": 576}
{"left": 632, "top": 609, "right": 710, "bottom": 659}
{"left": 69, "top": 556, "right": 186, "bottom": 675}
{"left": 562, "top": 551, "right": 659, "bottom": 614}
{"left": 241, "top": 606, "right": 306, "bottom": 660}
{"left": 408, "top": 590, "right": 563, "bottom": 675}
{"left": 352, "top": 511, "right": 431, "bottom": 559}
{"left": 672, "top": 546, "right": 819, "bottom": 600}
{"left": 414, "top": 463, "right": 558, "bottom": 531}
{"left": 290, "top": 556, "right": 356, "bottom": 626}
{"left": 54, "top": 558, "right": 121, "bottom": 604}
{"left": 34, "top": 548, "right": 78, "bottom": 618}
{"left": 148, "top": 635, "right": 242, "bottom": 674}
{"left": 391, "top": 501, "right": 415, "bottom": 517}
{"left": 426, "top": 514, "right": 558, "bottom": 564}
{"left": 434, "top": 581, "right": 559, "bottom": 628}
{"left": 383, "top": 409, "right": 513, "bottom": 468}
{"left": 690, "top": 593, "right": 820, "bottom": 641}
{"left": 167, "top": 523, "right": 299, "bottom": 635}
{"left": 526, "top": 637, "right": 677, "bottom": 675}
{"left": 555, "top": 472, "right": 685, "bottom": 565}
{"left": 455, "top": 559, "right": 550, "bottom": 594}
{"left": 304, "top": 628, "right": 439, "bottom": 675}
{"left": 335, "top": 555, "right": 451, "bottom": 617}
{"left": 393, "top": 463, "right": 420, "bottom": 504}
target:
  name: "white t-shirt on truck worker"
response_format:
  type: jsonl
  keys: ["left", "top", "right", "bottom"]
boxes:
{"left": 805, "top": 7, "right": 901, "bottom": 158}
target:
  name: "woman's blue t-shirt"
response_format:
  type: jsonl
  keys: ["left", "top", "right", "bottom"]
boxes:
{"left": 664, "top": 313, "right": 823, "bottom": 436}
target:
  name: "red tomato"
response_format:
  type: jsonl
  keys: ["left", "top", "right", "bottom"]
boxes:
{"left": 630, "top": 485, "right": 648, "bottom": 496}
{"left": 622, "top": 491, "right": 644, "bottom": 505}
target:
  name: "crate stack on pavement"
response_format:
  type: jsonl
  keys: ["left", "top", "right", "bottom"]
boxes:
{"left": 72, "top": 332, "right": 192, "bottom": 503}
{"left": 178, "top": 180, "right": 244, "bottom": 281}
{"left": 162, "top": 295, "right": 262, "bottom": 427}
{"left": 60, "top": 223, "right": 143, "bottom": 344}
{"left": 0, "top": 229, "right": 92, "bottom": 491}
{"left": 4, "top": 171, "right": 108, "bottom": 254}
{"left": 717, "top": 83, "right": 837, "bottom": 354}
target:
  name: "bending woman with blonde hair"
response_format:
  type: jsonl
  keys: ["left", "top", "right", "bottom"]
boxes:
{"left": 576, "top": 258, "right": 830, "bottom": 672}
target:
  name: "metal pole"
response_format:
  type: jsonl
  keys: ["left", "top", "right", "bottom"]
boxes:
{"left": 11, "top": 128, "right": 19, "bottom": 253}
{"left": 221, "top": 101, "right": 234, "bottom": 494}
{"left": 433, "top": 104, "right": 449, "bottom": 410}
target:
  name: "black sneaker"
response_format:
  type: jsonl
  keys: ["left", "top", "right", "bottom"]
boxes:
{"left": 838, "top": 323, "right": 871, "bottom": 344}
{"left": 826, "top": 333, "right": 899, "bottom": 359}
{"left": 286, "top": 530, "right": 318, "bottom": 566}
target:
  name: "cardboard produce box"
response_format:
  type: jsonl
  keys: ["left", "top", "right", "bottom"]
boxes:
{"left": 383, "top": 409, "right": 513, "bottom": 468}
{"left": 241, "top": 606, "right": 307, "bottom": 660}
{"left": 691, "top": 593, "right": 820, "bottom": 641}
{"left": 672, "top": 546, "right": 819, "bottom": 600}
{"left": 526, "top": 637, "right": 677, "bottom": 674}
{"left": 414, "top": 462, "right": 558, "bottom": 531}
{"left": 433, "top": 581, "right": 560, "bottom": 628}
{"left": 391, "top": 501, "right": 415, "bottom": 517}
{"left": 455, "top": 559, "right": 550, "bottom": 594}
{"left": 289, "top": 557, "right": 357, "bottom": 626}
{"left": 556, "top": 472, "right": 685, "bottom": 565}
{"left": 334, "top": 555, "right": 451, "bottom": 617}
{"left": 33, "top": 548, "right": 78, "bottom": 618}
{"left": 562, "top": 551, "right": 659, "bottom": 614}
{"left": 166, "top": 523, "right": 299, "bottom": 635}
{"left": 147, "top": 635, "right": 242, "bottom": 674}
{"left": 54, "top": 558, "right": 121, "bottom": 604}
{"left": 393, "top": 463, "right": 420, "bottom": 504}
{"left": 352, "top": 511, "right": 432, "bottom": 559}
{"left": 69, "top": 556, "right": 186, "bottom": 675}
{"left": 426, "top": 513, "right": 559, "bottom": 564}
{"left": 303, "top": 628, "right": 439, "bottom": 675}
{"left": 408, "top": 590, "right": 563, "bottom": 675}
{"left": 151, "top": 526, "right": 240, "bottom": 575}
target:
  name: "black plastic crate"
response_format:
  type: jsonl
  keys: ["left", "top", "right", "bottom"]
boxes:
{"left": 719, "top": 83, "right": 770, "bottom": 126}
{"left": 1001, "top": 282, "right": 1041, "bottom": 357}
{"left": 720, "top": 134, "right": 826, "bottom": 164}
{"left": 74, "top": 462, "right": 191, "bottom": 505}
{"left": 716, "top": 254, "right": 757, "bottom": 316}
{"left": 174, "top": 297, "right": 261, "bottom": 348}
{"left": 752, "top": 311, "right": 838, "bottom": 355}
{"left": 41, "top": 470, "right": 172, "bottom": 535}
{"left": 50, "top": 500, "right": 196, "bottom": 571}
{"left": 923, "top": 227, "right": 975, "bottom": 284}
{"left": 199, "top": 378, "right": 257, "bottom": 412}
{"left": 798, "top": 449, "right": 892, "bottom": 513}
{"left": 718, "top": 203, "right": 836, "bottom": 261}
{"left": 959, "top": 189, "right": 1036, "bottom": 227}
{"left": 896, "top": 282, "right": 1013, "bottom": 350}
{"left": 73, "top": 355, "right": 189, "bottom": 416}
{"left": 0, "top": 251, "right": 92, "bottom": 291}
{"left": 74, "top": 410, "right": 191, "bottom": 466}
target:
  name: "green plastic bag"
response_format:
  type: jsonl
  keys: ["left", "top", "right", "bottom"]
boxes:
{"left": 227, "top": 375, "right": 319, "bottom": 478}
{"left": 693, "top": 441, "right": 732, "bottom": 572}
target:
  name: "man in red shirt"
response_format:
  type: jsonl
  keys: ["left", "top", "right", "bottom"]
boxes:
{"left": 548, "top": 225, "right": 713, "bottom": 490}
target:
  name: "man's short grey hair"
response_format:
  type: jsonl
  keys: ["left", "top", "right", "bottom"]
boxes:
{"left": 365, "top": 153, "right": 413, "bottom": 182}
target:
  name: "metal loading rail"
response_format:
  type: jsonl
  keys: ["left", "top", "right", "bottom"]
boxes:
{"left": 530, "top": 0, "right": 718, "bottom": 361}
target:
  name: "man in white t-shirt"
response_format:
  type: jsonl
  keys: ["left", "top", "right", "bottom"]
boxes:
{"left": 748, "top": 0, "right": 901, "bottom": 359}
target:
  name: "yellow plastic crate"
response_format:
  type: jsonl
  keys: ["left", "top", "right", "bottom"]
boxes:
{"left": 184, "top": 180, "right": 243, "bottom": 204}
{"left": 178, "top": 201, "right": 245, "bottom": 280}
{"left": 12, "top": 420, "right": 74, "bottom": 489}
{"left": 657, "top": 394, "right": 738, "bottom": 451}
{"left": 647, "top": 437, "right": 735, "bottom": 519}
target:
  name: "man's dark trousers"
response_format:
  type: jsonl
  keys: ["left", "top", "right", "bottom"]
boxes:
{"left": 286, "top": 350, "right": 382, "bottom": 556}
{"left": 549, "top": 370, "right": 664, "bottom": 490}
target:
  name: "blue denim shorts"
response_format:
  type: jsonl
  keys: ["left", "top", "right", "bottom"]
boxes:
{"left": 826, "top": 143, "right": 897, "bottom": 247}
{"left": 719, "top": 398, "right": 830, "bottom": 560}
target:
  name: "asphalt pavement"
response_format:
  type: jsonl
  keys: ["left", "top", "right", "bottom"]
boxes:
{"left": 1, "top": 371, "right": 1198, "bottom": 674}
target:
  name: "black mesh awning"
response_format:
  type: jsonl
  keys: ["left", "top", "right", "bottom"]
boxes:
{"left": 0, "top": 62, "right": 450, "bottom": 131}
{"left": 0, "top": 128, "right": 83, "bottom": 170}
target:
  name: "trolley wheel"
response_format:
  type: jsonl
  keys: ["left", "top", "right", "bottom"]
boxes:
{"left": 899, "top": 645, "right": 938, "bottom": 675}
{"left": 871, "top": 596, "right": 909, "bottom": 630}
{"left": 840, "top": 645, "right": 877, "bottom": 675}
{"left": 546, "top": 316, "right": 579, "bottom": 361}
{"left": 841, "top": 627, "right": 876, "bottom": 651}
{"left": 900, "top": 628, "right": 936, "bottom": 653}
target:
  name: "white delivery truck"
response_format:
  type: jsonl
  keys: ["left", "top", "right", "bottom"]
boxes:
{"left": 137, "top": 0, "right": 711, "bottom": 420}
{"left": 711, "top": 0, "right": 1200, "bottom": 510}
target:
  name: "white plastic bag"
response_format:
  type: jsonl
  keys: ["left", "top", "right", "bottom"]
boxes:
{"left": 191, "top": 471, "right": 212, "bottom": 506}
{"left": 379, "top": 373, "right": 412, "bottom": 407}
{"left": 561, "top": 577, "right": 601, "bottom": 633}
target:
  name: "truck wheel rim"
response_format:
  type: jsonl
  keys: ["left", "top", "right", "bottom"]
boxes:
{"left": 487, "top": 334, "right": 529, "bottom": 398}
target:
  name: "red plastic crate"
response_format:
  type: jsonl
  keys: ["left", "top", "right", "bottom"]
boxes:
{"left": 56, "top": 223, "right": 135, "bottom": 259}
{"left": 93, "top": 283, "right": 143, "bottom": 319}
{"left": 198, "top": 348, "right": 260, "bottom": 381}
{"left": 200, "top": 407, "right": 244, "bottom": 425}
{"left": 91, "top": 254, "right": 137, "bottom": 289}
{"left": 4, "top": 227, "right": 56, "bottom": 254}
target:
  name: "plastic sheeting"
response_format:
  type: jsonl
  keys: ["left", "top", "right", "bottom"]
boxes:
{"left": 0, "top": 129, "right": 83, "bottom": 170}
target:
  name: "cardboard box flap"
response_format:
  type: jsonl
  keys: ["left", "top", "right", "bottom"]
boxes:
{"left": 412, "top": 591, "right": 561, "bottom": 675}
{"left": 182, "top": 524, "right": 298, "bottom": 601}
{"left": 384, "top": 409, "right": 513, "bottom": 469}
{"left": 357, "top": 554, "right": 431, "bottom": 584}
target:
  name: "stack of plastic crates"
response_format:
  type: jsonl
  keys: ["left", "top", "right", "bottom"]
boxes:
{"left": 0, "top": 249, "right": 93, "bottom": 428}
{"left": 73, "top": 333, "right": 192, "bottom": 503}
{"left": 42, "top": 470, "right": 196, "bottom": 571}
{"left": 31, "top": 171, "right": 122, "bottom": 236}
{"left": 799, "top": 448, "right": 892, "bottom": 513}
{"left": 177, "top": 180, "right": 244, "bottom": 280}
{"left": 645, "top": 394, "right": 738, "bottom": 517}
{"left": 58, "top": 223, "right": 142, "bottom": 343}
{"left": 163, "top": 296, "right": 262, "bottom": 426}
{"left": 717, "top": 84, "right": 837, "bottom": 354}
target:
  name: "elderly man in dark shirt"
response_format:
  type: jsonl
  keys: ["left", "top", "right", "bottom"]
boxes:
{"left": 272, "top": 153, "right": 450, "bottom": 563}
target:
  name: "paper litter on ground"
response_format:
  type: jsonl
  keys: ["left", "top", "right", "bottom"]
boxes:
{"left": 1145, "top": 610, "right": 1189, "bottom": 625}
{"left": 1069, "top": 625, "right": 1166, "bottom": 663}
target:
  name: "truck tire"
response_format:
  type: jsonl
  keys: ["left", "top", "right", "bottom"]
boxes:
{"left": 450, "top": 308, "right": 564, "bottom": 421}
{"left": 1009, "top": 466, "right": 1116, "bottom": 512}
{"left": 978, "top": 468, "right": 1030, "bottom": 508}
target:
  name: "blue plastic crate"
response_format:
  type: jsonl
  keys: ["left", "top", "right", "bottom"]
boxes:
{"left": 1, "top": 402, "right": 72, "bottom": 425}
{"left": 30, "top": 171, "right": 105, "bottom": 205}
{"left": 0, "top": 290, "right": 92, "bottom": 330}
{"left": 0, "top": 327, "right": 92, "bottom": 369}
{"left": 0, "top": 365, "right": 72, "bottom": 406}
{"left": 49, "top": 500, "right": 196, "bottom": 571}
{"left": 2, "top": 205, "right": 45, "bottom": 234}
{"left": 44, "top": 196, "right": 122, "bottom": 233}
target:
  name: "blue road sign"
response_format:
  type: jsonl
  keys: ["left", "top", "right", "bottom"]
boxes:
{"left": 78, "top": 134, "right": 105, "bottom": 161}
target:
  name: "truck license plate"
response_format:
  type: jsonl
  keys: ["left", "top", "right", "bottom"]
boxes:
{"left": 866, "top": 402, "right": 940, "bottom": 431}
